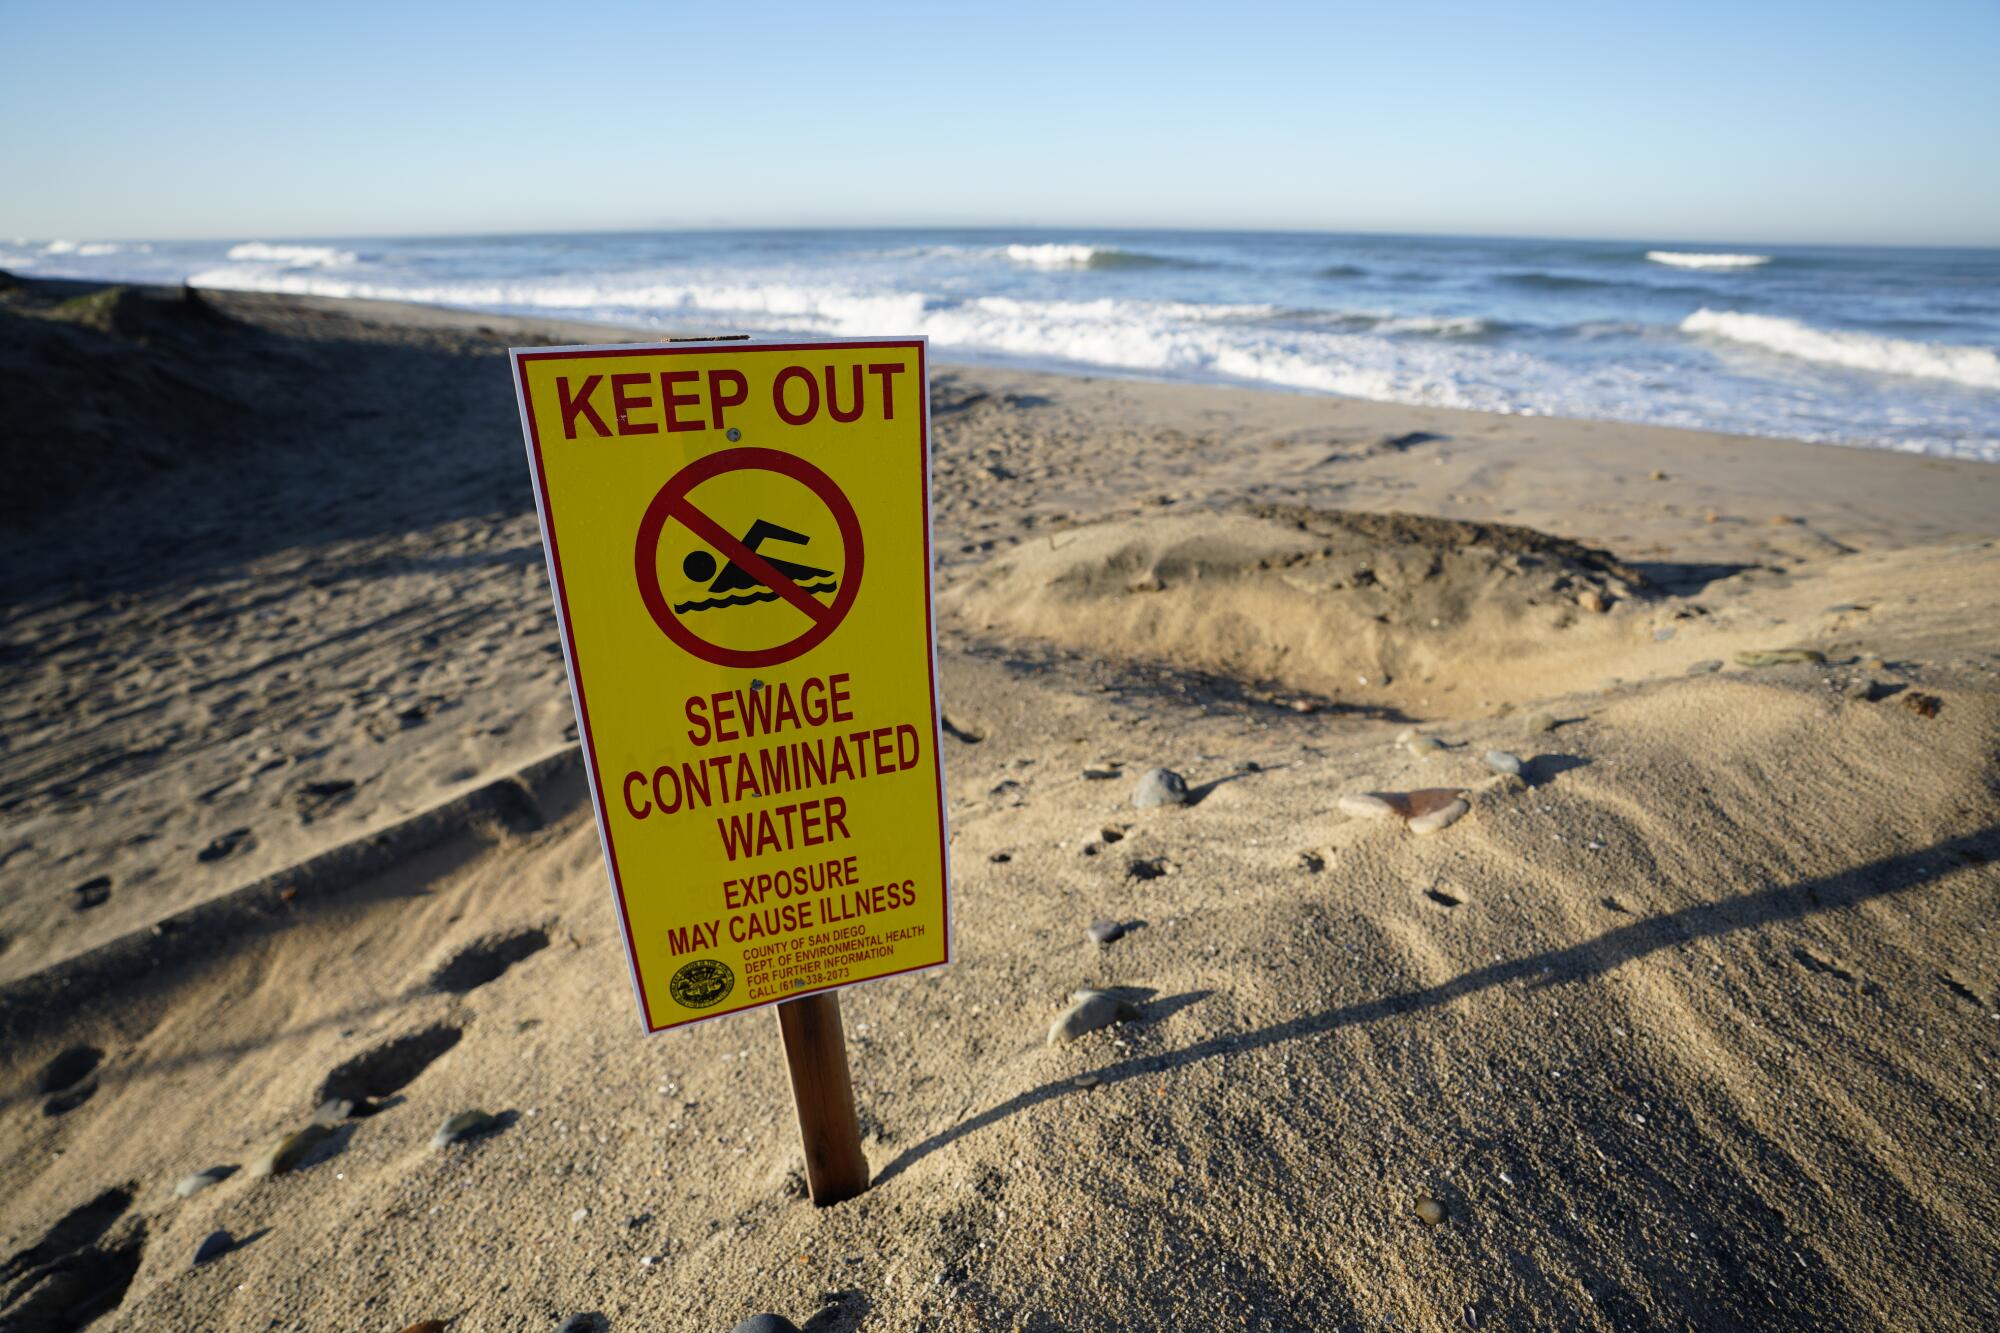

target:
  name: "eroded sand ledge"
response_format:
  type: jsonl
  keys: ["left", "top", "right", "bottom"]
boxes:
{"left": 2, "top": 278, "right": 1997, "bottom": 1331}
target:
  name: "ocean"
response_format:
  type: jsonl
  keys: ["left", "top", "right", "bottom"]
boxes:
{"left": 6, "top": 228, "right": 1996, "bottom": 460}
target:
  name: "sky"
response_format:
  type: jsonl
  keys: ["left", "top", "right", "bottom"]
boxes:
{"left": 3, "top": 0, "right": 1997, "bottom": 246}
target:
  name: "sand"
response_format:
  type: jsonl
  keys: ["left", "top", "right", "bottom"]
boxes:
{"left": 2, "top": 274, "right": 1997, "bottom": 1331}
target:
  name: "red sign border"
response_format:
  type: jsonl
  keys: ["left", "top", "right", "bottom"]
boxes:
{"left": 512, "top": 339, "right": 949, "bottom": 1035}
{"left": 633, "top": 446, "right": 865, "bottom": 669}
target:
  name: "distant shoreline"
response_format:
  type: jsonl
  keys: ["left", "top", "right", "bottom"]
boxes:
{"left": 8, "top": 222, "right": 1996, "bottom": 459}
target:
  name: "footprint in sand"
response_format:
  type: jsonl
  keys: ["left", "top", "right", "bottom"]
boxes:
{"left": 291, "top": 778, "right": 357, "bottom": 824}
{"left": 0, "top": 1184, "right": 146, "bottom": 1328}
{"left": 69, "top": 875, "right": 112, "bottom": 911}
{"left": 196, "top": 828, "right": 256, "bottom": 863}
{"left": 429, "top": 928, "right": 550, "bottom": 994}
{"left": 38, "top": 1045, "right": 104, "bottom": 1116}
{"left": 319, "top": 1025, "right": 462, "bottom": 1105}
{"left": 365, "top": 696, "right": 449, "bottom": 742}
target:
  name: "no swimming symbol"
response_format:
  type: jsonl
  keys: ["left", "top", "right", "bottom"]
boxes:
{"left": 633, "top": 447, "right": 865, "bottom": 669}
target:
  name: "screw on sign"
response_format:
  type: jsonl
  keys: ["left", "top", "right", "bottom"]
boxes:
{"left": 634, "top": 447, "right": 865, "bottom": 669}
{"left": 511, "top": 339, "right": 948, "bottom": 1212}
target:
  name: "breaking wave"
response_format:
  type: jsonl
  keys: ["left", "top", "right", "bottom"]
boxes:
{"left": 1647, "top": 251, "right": 1770, "bottom": 270}
{"left": 42, "top": 240, "right": 147, "bottom": 257}
{"left": 1681, "top": 309, "right": 2000, "bottom": 388}
{"left": 1002, "top": 243, "right": 1184, "bottom": 270}
{"left": 225, "top": 242, "right": 358, "bottom": 267}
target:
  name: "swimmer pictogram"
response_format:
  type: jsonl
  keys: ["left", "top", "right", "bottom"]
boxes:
{"left": 673, "top": 520, "right": 837, "bottom": 613}
{"left": 633, "top": 447, "right": 865, "bottom": 669}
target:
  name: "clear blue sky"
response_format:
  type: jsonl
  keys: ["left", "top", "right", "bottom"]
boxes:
{"left": 4, "top": 0, "right": 1996, "bottom": 245}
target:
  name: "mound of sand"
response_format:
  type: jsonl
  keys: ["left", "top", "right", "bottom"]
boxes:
{"left": 943, "top": 504, "right": 1653, "bottom": 713}
{"left": 0, "top": 280, "right": 265, "bottom": 529}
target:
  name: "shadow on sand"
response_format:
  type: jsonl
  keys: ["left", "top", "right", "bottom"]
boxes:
{"left": 876, "top": 822, "right": 1998, "bottom": 1186}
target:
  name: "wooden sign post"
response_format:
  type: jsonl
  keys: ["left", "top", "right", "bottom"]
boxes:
{"left": 777, "top": 991, "right": 870, "bottom": 1206}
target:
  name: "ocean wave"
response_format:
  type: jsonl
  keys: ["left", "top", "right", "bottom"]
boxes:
{"left": 42, "top": 240, "right": 148, "bottom": 257}
{"left": 1647, "top": 251, "right": 1770, "bottom": 270}
{"left": 184, "top": 268, "right": 934, "bottom": 332}
{"left": 225, "top": 241, "right": 358, "bottom": 267}
{"left": 1376, "top": 314, "right": 1504, "bottom": 338}
{"left": 1499, "top": 270, "right": 1613, "bottom": 291}
{"left": 1002, "top": 243, "right": 1185, "bottom": 270}
{"left": 1316, "top": 264, "right": 1366, "bottom": 279}
{"left": 178, "top": 263, "right": 1533, "bottom": 408}
{"left": 1681, "top": 309, "right": 2000, "bottom": 389}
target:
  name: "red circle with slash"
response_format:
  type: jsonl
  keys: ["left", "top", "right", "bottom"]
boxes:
{"left": 634, "top": 447, "right": 864, "bottom": 669}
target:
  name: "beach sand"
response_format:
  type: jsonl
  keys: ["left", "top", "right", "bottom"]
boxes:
{"left": 2, "top": 275, "right": 1997, "bottom": 1331}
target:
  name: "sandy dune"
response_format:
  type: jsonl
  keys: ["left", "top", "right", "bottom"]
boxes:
{"left": 2, "top": 277, "right": 1997, "bottom": 1331}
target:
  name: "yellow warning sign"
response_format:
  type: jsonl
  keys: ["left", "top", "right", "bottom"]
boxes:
{"left": 511, "top": 339, "right": 950, "bottom": 1032}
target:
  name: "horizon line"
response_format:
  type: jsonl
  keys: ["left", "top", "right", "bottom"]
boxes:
{"left": 9, "top": 221, "right": 1998, "bottom": 253}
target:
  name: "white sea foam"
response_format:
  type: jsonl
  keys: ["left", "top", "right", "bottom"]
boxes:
{"left": 1681, "top": 309, "right": 2000, "bottom": 389}
{"left": 1004, "top": 243, "right": 1107, "bottom": 268}
{"left": 224, "top": 242, "right": 357, "bottom": 267}
{"left": 1647, "top": 251, "right": 1770, "bottom": 269}
{"left": 185, "top": 261, "right": 1540, "bottom": 411}
{"left": 42, "top": 240, "right": 145, "bottom": 257}
{"left": 139, "top": 234, "right": 1994, "bottom": 461}
{"left": 184, "top": 268, "right": 933, "bottom": 333}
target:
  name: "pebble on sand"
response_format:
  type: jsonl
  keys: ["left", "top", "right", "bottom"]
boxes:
{"left": 730, "top": 1317, "right": 802, "bottom": 1333}
{"left": 1341, "top": 788, "right": 1471, "bottom": 835}
{"left": 1338, "top": 793, "right": 1400, "bottom": 820}
{"left": 174, "top": 1166, "right": 233, "bottom": 1198}
{"left": 1049, "top": 989, "right": 1142, "bottom": 1045}
{"left": 1686, "top": 659, "right": 1723, "bottom": 675}
{"left": 1578, "top": 588, "right": 1609, "bottom": 614}
{"left": 1735, "top": 648, "right": 1827, "bottom": 667}
{"left": 1522, "top": 710, "right": 1557, "bottom": 735}
{"left": 192, "top": 1229, "right": 233, "bottom": 1266}
{"left": 1408, "top": 797, "right": 1470, "bottom": 836}
{"left": 310, "top": 1097, "right": 353, "bottom": 1127}
{"left": 1416, "top": 1196, "right": 1449, "bottom": 1226}
{"left": 1405, "top": 736, "right": 1446, "bottom": 757}
{"left": 1131, "top": 767, "right": 1189, "bottom": 809}
{"left": 1483, "top": 751, "right": 1523, "bottom": 776}
{"left": 1086, "top": 920, "right": 1125, "bottom": 946}
{"left": 251, "top": 1122, "right": 333, "bottom": 1177}
{"left": 432, "top": 1109, "right": 502, "bottom": 1149}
